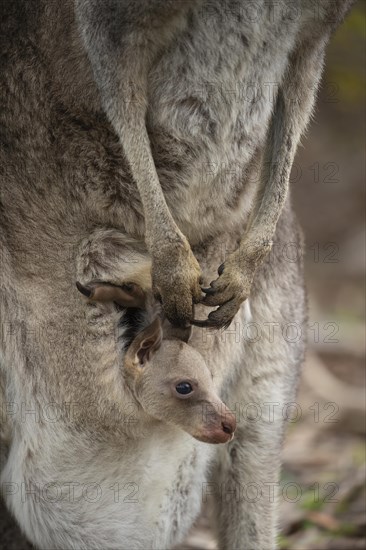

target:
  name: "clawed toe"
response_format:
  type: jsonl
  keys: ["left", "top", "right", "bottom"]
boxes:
{"left": 192, "top": 301, "right": 237, "bottom": 329}
{"left": 191, "top": 313, "right": 235, "bottom": 330}
{"left": 201, "top": 287, "right": 215, "bottom": 295}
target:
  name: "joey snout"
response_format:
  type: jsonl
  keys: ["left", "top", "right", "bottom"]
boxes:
{"left": 169, "top": 382, "right": 237, "bottom": 444}
{"left": 152, "top": 376, "right": 236, "bottom": 444}
{"left": 191, "top": 400, "right": 236, "bottom": 444}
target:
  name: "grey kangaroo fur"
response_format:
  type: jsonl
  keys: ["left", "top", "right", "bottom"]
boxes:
{"left": 0, "top": 1, "right": 353, "bottom": 549}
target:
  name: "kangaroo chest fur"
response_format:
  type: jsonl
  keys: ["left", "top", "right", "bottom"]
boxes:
{"left": 147, "top": 1, "right": 302, "bottom": 242}
{"left": 0, "top": 0, "right": 306, "bottom": 247}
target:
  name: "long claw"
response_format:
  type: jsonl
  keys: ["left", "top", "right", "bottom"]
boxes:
{"left": 191, "top": 319, "right": 208, "bottom": 327}
{"left": 201, "top": 287, "right": 215, "bottom": 295}
{"left": 191, "top": 318, "right": 219, "bottom": 330}
{"left": 218, "top": 263, "right": 225, "bottom": 275}
{"left": 76, "top": 281, "right": 93, "bottom": 298}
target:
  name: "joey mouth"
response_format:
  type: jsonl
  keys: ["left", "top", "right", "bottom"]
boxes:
{"left": 192, "top": 426, "right": 235, "bottom": 445}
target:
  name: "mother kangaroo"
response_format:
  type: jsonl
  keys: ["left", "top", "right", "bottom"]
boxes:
{"left": 0, "top": 1, "right": 353, "bottom": 549}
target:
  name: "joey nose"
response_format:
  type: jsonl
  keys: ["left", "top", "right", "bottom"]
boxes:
{"left": 221, "top": 414, "right": 236, "bottom": 436}
{"left": 222, "top": 422, "right": 233, "bottom": 435}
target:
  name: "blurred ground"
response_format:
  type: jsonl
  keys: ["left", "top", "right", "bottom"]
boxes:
{"left": 0, "top": 2, "right": 364, "bottom": 549}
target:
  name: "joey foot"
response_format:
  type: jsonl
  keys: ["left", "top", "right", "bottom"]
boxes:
{"left": 151, "top": 237, "right": 203, "bottom": 327}
{"left": 76, "top": 281, "right": 146, "bottom": 308}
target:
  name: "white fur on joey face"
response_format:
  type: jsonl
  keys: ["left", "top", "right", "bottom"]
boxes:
{"left": 124, "top": 319, "right": 236, "bottom": 444}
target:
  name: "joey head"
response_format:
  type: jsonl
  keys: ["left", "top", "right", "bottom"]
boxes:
{"left": 123, "top": 318, "right": 236, "bottom": 444}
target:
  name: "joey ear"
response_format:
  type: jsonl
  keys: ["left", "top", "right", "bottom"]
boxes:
{"left": 126, "top": 317, "right": 163, "bottom": 367}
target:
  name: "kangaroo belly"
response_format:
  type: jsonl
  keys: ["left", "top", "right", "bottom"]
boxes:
{"left": 2, "top": 420, "right": 212, "bottom": 550}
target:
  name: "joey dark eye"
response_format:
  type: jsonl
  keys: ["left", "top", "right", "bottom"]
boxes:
{"left": 175, "top": 382, "right": 193, "bottom": 395}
